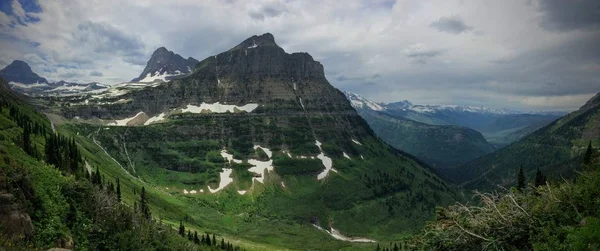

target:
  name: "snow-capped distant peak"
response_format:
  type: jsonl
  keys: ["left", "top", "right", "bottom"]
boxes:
{"left": 343, "top": 90, "right": 533, "bottom": 115}
{"left": 344, "top": 91, "right": 384, "bottom": 111}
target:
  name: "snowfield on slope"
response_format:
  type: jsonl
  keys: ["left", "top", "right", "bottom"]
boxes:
{"left": 208, "top": 168, "right": 233, "bottom": 193}
{"left": 181, "top": 102, "right": 259, "bottom": 113}
{"left": 315, "top": 140, "right": 337, "bottom": 180}
{"left": 109, "top": 112, "right": 146, "bottom": 126}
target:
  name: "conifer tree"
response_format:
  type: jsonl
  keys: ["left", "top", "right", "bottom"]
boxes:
{"left": 206, "top": 233, "right": 212, "bottom": 246}
{"left": 534, "top": 168, "right": 546, "bottom": 187}
{"left": 179, "top": 221, "right": 185, "bottom": 236}
{"left": 212, "top": 234, "right": 216, "bottom": 246}
{"left": 517, "top": 166, "right": 526, "bottom": 191}
{"left": 201, "top": 234, "right": 205, "bottom": 243}
{"left": 23, "top": 121, "right": 32, "bottom": 155}
{"left": 194, "top": 231, "right": 199, "bottom": 244}
{"left": 584, "top": 141, "right": 593, "bottom": 164}
{"left": 108, "top": 182, "right": 115, "bottom": 194}
{"left": 140, "top": 187, "right": 151, "bottom": 220}
{"left": 116, "top": 178, "right": 122, "bottom": 202}
{"left": 187, "top": 230, "right": 192, "bottom": 241}
{"left": 221, "top": 238, "right": 225, "bottom": 249}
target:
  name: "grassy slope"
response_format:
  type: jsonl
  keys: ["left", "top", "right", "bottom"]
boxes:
{"left": 47, "top": 109, "right": 461, "bottom": 250}
{"left": 0, "top": 85, "right": 208, "bottom": 250}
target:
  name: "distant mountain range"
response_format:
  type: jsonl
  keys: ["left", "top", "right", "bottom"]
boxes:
{"left": 0, "top": 60, "right": 108, "bottom": 96}
{"left": 345, "top": 91, "right": 497, "bottom": 169}
{"left": 345, "top": 92, "right": 563, "bottom": 146}
{"left": 0, "top": 46, "right": 202, "bottom": 97}
{"left": 444, "top": 92, "right": 600, "bottom": 191}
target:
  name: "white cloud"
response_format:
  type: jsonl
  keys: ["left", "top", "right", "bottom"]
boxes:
{"left": 11, "top": 0, "right": 26, "bottom": 21}
{"left": 0, "top": 0, "right": 597, "bottom": 111}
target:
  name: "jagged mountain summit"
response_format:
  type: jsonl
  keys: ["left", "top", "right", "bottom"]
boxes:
{"left": 0, "top": 60, "right": 48, "bottom": 85}
{"left": 42, "top": 33, "right": 459, "bottom": 248}
{"left": 344, "top": 91, "right": 562, "bottom": 146}
{"left": 344, "top": 91, "right": 497, "bottom": 169}
{"left": 131, "top": 47, "right": 199, "bottom": 82}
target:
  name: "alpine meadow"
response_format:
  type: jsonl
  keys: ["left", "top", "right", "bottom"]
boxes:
{"left": 0, "top": 1, "right": 599, "bottom": 250}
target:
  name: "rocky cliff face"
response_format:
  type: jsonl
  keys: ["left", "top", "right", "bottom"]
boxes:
{"left": 131, "top": 47, "right": 199, "bottom": 82}
{"left": 0, "top": 60, "right": 48, "bottom": 84}
{"left": 61, "top": 33, "right": 362, "bottom": 152}
{"left": 0, "top": 191, "right": 34, "bottom": 242}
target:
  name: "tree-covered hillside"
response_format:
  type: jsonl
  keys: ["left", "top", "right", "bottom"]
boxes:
{"left": 441, "top": 93, "right": 600, "bottom": 192}
{"left": 0, "top": 78, "right": 241, "bottom": 250}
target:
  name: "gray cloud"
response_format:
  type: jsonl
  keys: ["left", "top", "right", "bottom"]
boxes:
{"left": 430, "top": 16, "right": 473, "bottom": 34}
{"left": 75, "top": 21, "right": 145, "bottom": 64}
{"left": 89, "top": 70, "right": 103, "bottom": 77}
{"left": 537, "top": 0, "right": 600, "bottom": 32}
{"left": 248, "top": 2, "right": 287, "bottom": 21}
{"left": 0, "top": 0, "right": 597, "bottom": 111}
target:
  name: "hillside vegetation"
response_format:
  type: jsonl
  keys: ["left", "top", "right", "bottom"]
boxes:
{"left": 0, "top": 80, "right": 241, "bottom": 250}
{"left": 401, "top": 149, "right": 599, "bottom": 250}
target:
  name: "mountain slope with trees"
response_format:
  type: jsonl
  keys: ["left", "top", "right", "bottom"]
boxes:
{"left": 353, "top": 107, "right": 496, "bottom": 169}
{"left": 443, "top": 93, "right": 600, "bottom": 191}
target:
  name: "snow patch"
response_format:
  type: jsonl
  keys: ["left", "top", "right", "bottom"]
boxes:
{"left": 343, "top": 152, "right": 351, "bottom": 160}
{"left": 247, "top": 159, "right": 274, "bottom": 184}
{"left": 190, "top": 190, "right": 197, "bottom": 194}
{"left": 181, "top": 102, "right": 259, "bottom": 114}
{"left": 237, "top": 190, "right": 247, "bottom": 195}
{"left": 220, "top": 150, "right": 242, "bottom": 164}
{"left": 281, "top": 181, "right": 286, "bottom": 188}
{"left": 312, "top": 225, "right": 376, "bottom": 243}
{"left": 253, "top": 145, "right": 272, "bottom": 158}
{"left": 351, "top": 139, "right": 362, "bottom": 145}
{"left": 208, "top": 168, "right": 233, "bottom": 193}
{"left": 109, "top": 112, "right": 145, "bottom": 126}
{"left": 293, "top": 82, "right": 297, "bottom": 90}
{"left": 248, "top": 40, "right": 258, "bottom": 49}
{"left": 315, "top": 140, "right": 337, "bottom": 180}
{"left": 299, "top": 98, "right": 305, "bottom": 109}
{"left": 144, "top": 113, "right": 166, "bottom": 125}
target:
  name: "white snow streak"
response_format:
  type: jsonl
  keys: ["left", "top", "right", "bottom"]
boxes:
{"left": 253, "top": 145, "right": 273, "bottom": 158}
{"left": 208, "top": 168, "right": 233, "bottom": 193}
{"left": 315, "top": 140, "right": 337, "bottom": 180}
{"left": 109, "top": 112, "right": 145, "bottom": 126}
{"left": 351, "top": 139, "right": 362, "bottom": 145}
{"left": 237, "top": 190, "right": 247, "bottom": 195}
{"left": 220, "top": 150, "right": 242, "bottom": 164}
{"left": 144, "top": 113, "right": 166, "bottom": 125}
{"left": 343, "top": 152, "right": 351, "bottom": 160}
{"left": 312, "top": 225, "right": 376, "bottom": 243}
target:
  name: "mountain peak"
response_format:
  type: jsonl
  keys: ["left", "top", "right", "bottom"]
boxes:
{"left": 131, "top": 47, "right": 199, "bottom": 82}
{"left": 0, "top": 60, "right": 47, "bottom": 84}
{"left": 233, "top": 33, "right": 279, "bottom": 50}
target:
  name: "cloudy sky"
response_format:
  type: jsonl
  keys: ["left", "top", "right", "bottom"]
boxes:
{"left": 0, "top": 0, "right": 598, "bottom": 111}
